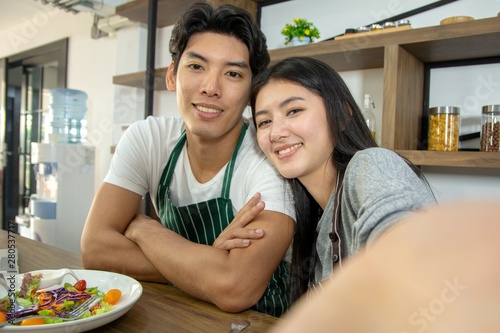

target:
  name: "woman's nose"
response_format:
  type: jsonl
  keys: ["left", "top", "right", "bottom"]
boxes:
{"left": 271, "top": 132, "right": 283, "bottom": 142}
{"left": 270, "top": 123, "right": 287, "bottom": 142}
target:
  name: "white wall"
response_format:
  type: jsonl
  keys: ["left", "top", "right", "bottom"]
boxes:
{"left": 1, "top": 0, "right": 499, "bottom": 204}
{"left": 0, "top": 1, "right": 116, "bottom": 190}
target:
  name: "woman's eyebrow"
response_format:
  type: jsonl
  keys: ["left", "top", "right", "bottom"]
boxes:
{"left": 254, "top": 96, "right": 305, "bottom": 118}
{"left": 279, "top": 96, "right": 304, "bottom": 108}
{"left": 254, "top": 109, "right": 269, "bottom": 118}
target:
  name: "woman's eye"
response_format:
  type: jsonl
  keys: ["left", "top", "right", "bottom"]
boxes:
{"left": 257, "top": 119, "right": 271, "bottom": 128}
{"left": 287, "top": 108, "right": 302, "bottom": 116}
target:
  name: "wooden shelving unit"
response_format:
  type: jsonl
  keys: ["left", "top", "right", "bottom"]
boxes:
{"left": 116, "top": 0, "right": 197, "bottom": 28}
{"left": 268, "top": 17, "right": 500, "bottom": 67}
{"left": 396, "top": 151, "right": 500, "bottom": 169}
{"left": 116, "top": 0, "right": 263, "bottom": 28}
{"left": 112, "top": 3, "right": 500, "bottom": 168}
{"left": 112, "top": 68, "right": 168, "bottom": 90}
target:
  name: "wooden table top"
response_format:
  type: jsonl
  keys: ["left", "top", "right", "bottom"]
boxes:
{"left": 0, "top": 230, "right": 280, "bottom": 332}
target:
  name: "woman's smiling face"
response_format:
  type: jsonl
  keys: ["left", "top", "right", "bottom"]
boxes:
{"left": 254, "top": 80, "right": 334, "bottom": 182}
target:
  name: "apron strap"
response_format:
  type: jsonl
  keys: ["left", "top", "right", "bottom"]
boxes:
{"left": 221, "top": 122, "right": 247, "bottom": 199}
{"left": 157, "top": 122, "right": 248, "bottom": 208}
{"left": 157, "top": 131, "right": 186, "bottom": 209}
{"left": 159, "top": 131, "right": 186, "bottom": 188}
{"left": 330, "top": 172, "right": 344, "bottom": 270}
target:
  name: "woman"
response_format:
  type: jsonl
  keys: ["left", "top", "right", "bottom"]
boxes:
{"left": 250, "top": 57, "right": 436, "bottom": 302}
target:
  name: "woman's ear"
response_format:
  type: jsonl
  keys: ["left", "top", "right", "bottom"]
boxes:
{"left": 166, "top": 62, "right": 176, "bottom": 92}
{"left": 345, "top": 102, "right": 354, "bottom": 116}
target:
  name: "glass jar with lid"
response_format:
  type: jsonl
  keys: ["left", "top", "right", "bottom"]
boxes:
{"left": 428, "top": 106, "right": 460, "bottom": 151}
{"left": 383, "top": 22, "right": 396, "bottom": 29}
{"left": 396, "top": 19, "right": 411, "bottom": 27}
{"left": 356, "top": 26, "right": 370, "bottom": 33}
{"left": 480, "top": 104, "right": 500, "bottom": 152}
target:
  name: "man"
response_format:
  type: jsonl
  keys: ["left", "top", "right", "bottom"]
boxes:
{"left": 81, "top": 2, "right": 295, "bottom": 317}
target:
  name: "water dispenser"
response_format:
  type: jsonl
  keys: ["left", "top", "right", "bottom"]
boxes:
{"left": 29, "top": 142, "right": 95, "bottom": 254}
{"left": 46, "top": 88, "right": 88, "bottom": 144}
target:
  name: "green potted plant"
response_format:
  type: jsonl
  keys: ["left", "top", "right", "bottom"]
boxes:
{"left": 281, "top": 18, "right": 320, "bottom": 46}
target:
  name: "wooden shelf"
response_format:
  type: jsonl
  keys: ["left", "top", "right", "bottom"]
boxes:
{"left": 116, "top": 0, "right": 264, "bottom": 28}
{"left": 113, "top": 68, "right": 168, "bottom": 90}
{"left": 396, "top": 150, "right": 500, "bottom": 168}
{"left": 116, "top": 0, "right": 198, "bottom": 28}
{"left": 268, "top": 17, "right": 500, "bottom": 71}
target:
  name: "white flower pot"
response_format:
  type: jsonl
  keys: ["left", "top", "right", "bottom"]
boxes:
{"left": 290, "top": 36, "right": 311, "bottom": 46}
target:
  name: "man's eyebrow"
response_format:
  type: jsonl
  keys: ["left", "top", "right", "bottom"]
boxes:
{"left": 185, "top": 51, "right": 249, "bottom": 69}
{"left": 227, "top": 60, "right": 249, "bottom": 69}
{"left": 185, "top": 51, "right": 207, "bottom": 62}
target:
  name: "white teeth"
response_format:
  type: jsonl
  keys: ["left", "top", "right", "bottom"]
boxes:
{"left": 278, "top": 143, "right": 302, "bottom": 155}
{"left": 197, "top": 105, "right": 221, "bottom": 114}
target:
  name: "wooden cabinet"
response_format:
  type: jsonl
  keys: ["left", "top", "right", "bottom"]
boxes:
{"left": 112, "top": 3, "right": 500, "bottom": 168}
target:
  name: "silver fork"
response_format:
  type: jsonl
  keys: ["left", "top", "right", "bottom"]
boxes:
{"left": 0, "top": 272, "right": 9, "bottom": 290}
{"left": 1, "top": 294, "right": 101, "bottom": 327}
{"left": 228, "top": 319, "right": 250, "bottom": 333}
{"left": 0, "top": 272, "right": 22, "bottom": 312}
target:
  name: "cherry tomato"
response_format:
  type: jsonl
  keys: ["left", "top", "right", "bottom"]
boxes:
{"left": 0, "top": 310, "right": 6, "bottom": 323}
{"left": 20, "top": 317, "right": 46, "bottom": 326}
{"left": 104, "top": 289, "right": 122, "bottom": 305}
{"left": 74, "top": 279, "right": 87, "bottom": 291}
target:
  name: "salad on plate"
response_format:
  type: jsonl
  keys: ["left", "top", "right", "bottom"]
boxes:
{"left": 0, "top": 271, "right": 121, "bottom": 326}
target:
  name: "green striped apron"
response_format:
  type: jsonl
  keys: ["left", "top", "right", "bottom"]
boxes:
{"left": 156, "top": 123, "right": 290, "bottom": 316}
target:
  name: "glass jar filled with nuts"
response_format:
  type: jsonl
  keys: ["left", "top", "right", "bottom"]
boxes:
{"left": 481, "top": 105, "right": 500, "bottom": 152}
{"left": 428, "top": 106, "right": 460, "bottom": 151}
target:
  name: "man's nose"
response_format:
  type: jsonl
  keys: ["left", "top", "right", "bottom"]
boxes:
{"left": 201, "top": 73, "right": 222, "bottom": 97}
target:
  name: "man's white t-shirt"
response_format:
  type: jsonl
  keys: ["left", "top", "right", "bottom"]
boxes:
{"left": 105, "top": 116, "right": 295, "bottom": 219}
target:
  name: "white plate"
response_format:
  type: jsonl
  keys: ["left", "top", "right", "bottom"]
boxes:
{"left": 0, "top": 269, "right": 143, "bottom": 332}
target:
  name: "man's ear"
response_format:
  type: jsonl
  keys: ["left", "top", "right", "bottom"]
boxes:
{"left": 166, "top": 62, "right": 176, "bottom": 92}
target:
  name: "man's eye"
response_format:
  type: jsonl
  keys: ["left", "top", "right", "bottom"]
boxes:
{"left": 227, "top": 71, "right": 242, "bottom": 78}
{"left": 188, "top": 64, "right": 203, "bottom": 70}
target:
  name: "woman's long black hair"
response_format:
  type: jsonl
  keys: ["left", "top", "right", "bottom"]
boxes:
{"left": 250, "top": 57, "right": 429, "bottom": 303}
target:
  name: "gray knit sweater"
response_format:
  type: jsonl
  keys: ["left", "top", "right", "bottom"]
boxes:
{"left": 314, "top": 148, "right": 436, "bottom": 283}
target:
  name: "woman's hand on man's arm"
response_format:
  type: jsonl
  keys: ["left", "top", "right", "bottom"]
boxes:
{"left": 212, "top": 192, "right": 266, "bottom": 250}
